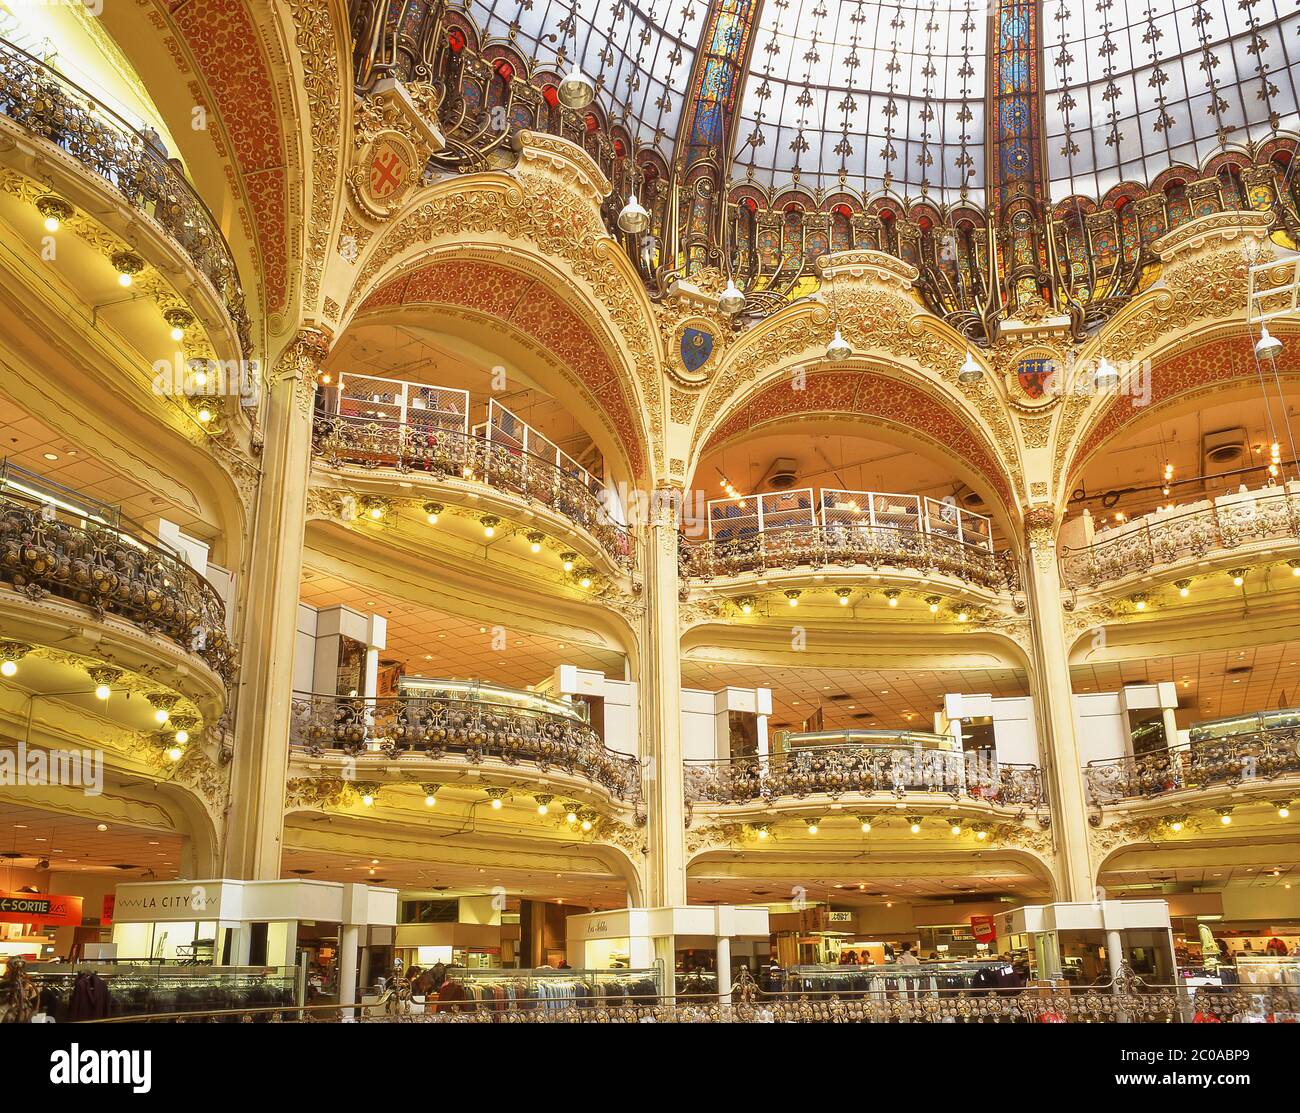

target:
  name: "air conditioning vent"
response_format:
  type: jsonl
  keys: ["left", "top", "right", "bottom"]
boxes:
{"left": 851, "top": 711, "right": 876, "bottom": 720}
{"left": 1225, "top": 664, "right": 1252, "bottom": 675}
{"left": 827, "top": 693, "right": 853, "bottom": 702}
{"left": 763, "top": 457, "right": 799, "bottom": 489}
{"left": 1203, "top": 427, "right": 1247, "bottom": 471}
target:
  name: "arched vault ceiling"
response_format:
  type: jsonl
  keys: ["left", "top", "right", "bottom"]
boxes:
{"left": 354, "top": 258, "right": 650, "bottom": 479}
{"left": 699, "top": 369, "right": 1016, "bottom": 516}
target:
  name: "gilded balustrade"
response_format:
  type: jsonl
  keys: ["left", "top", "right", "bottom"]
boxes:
{"left": 288, "top": 691, "right": 642, "bottom": 802}
{"left": 1060, "top": 488, "right": 1300, "bottom": 589}
{"left": 0, "top": 486, "right": 233, "bottom": 680}
{"left": 0, "top": 39, "right": 251, "bottom": 355}
{"left": 679, "top": 527, "right": 1016, "bottom": 592}
{"left": 683, "top": 746, "right": 1044, "bottom": 809}
{"left": 1084, "top": 729, "right": 1300, "bottom": 803}
{"left": 311, "top": 413, "right": 633, "bottom": 571}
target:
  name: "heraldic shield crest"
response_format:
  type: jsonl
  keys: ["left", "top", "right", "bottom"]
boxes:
{"left": 1016, "top": 357, "right": 1056, "bottom": 400}
{"left": 680, "top": 327, "right": 714, "bottom": 374}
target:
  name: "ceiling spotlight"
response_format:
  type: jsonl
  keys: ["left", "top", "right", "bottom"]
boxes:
{"left": 166, "top": 746, "right": 183, "bottom": 762}
{"left": 111, "top": 250, "right": 144, "bottom": 287}
{"left": 1168, "top": 818, "right": 1184, "bottom": 833}
{"left": 884, "top": 589, "right": 900, "bottom": 608}
{"left": 1230, "top": 568, "right": 1246, "bottom": 587}
{"left": 1175, "top": 579, "right": 1191, "bottom": 598}
{"left": 1289, "top": 559, "right": 1300, "bottom": 577}
{"left": 1132, "top": 593, "right": 1147, "bottom": 612}
{"left": 578, "top": 808, "right": 597, "bottom": 832}
{"left": 535, "top": 794, "right": 553, "bottom": 816}
{"left": 925, "top": 595, "right": 940, "bottom": 614}
{"left": 949, "top": 820, "right": 962, "bottom": 836}
{"left": 526, "top": 531, "right": 544, "bottom": 553}
{"left": 148, "top": 693, "right": 178, "bottom": 725}
{"left": 557, "top": 64, "right": 595, "bottom": 109}
{"left": 1093, "top": 357, "right": 1119, "bottom": 389}
{"left": 1276, "top": 801, "right": 1292, "bottom": 819}
{"left": 578, "top": 571, "right": 594, "bottom": 589}
{"left": 836, "top": 588, "right": 852, "bottom": 606}
{"left": 826, "top": 328, "right": 852, "bottom": 361}
{"left": 973, "top": 826, "right": 988, "bottom": 841}
{"left": 957, "top": 351, "right": 983, "bottom": 383}
{"left": 36, "top": 194, "right": 72, "bottom": 233}
{"left": 617, "top": 194, "right": 650, "bottom": 234}
{"left": 754, "top": 824, "right": 770, "bottom": 840}
{"left": 1255, "top": 326, "right": 1284, "bottom": 360}
{"left": 88, "top": 666, "right": 120, "bottom": 700}
{"left": 564, "top": 803, "right": 580, "bottom": 825}
{"left": 718, "top": 279, "right": 745, "bottom": 315}
{"left": 957, "top": 610, "right": 969, "bottom": 622}
{"left": 173, "top": 728, "right": 190, "bottom": 746}
{"left": 164, "top": 307, "right": 194, "bottom": 343}
{"left": 561, "top": 552, "right": 577, "bottom": 572}
{"left": 785, "top": 589, "right": 801, "bottom": 607}
{"left": 361, "top": 793, "right": 375, "bottom": 807}
{"left": 1217, "top": 807, "right": 1233, "bottom": 826}
{"left": 806, "top": 818, "right": 820, "bottom": 836}
{"left": 423, "top": 502, "right": 443, "bottom": 525}
{"left": 908, "top": 816, "right": 922, "bottom": 834}
{"left": 858, "top": 816, "right": 873, "bottom": 834}
{"left": 481, "top": 515, "right": 500, "bottom": 538}
{"left": 738, "top": 596, "right": 755, "bottom": 615}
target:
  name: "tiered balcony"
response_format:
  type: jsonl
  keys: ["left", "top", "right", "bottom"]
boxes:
{"left": 1084, "top": 711, "right": 1300, "bottom": 805}
{"left": 0, "top": 39, "right": 249, "bottom": 354}
{"left": 311, "top": 375, "right": 633, "bottom": 573}
{"left": 287, "top": 684, "right": 642, "bottom": 804}
{"left": 0, "top": 463, "right": 232, "bottom": 682}
{"left": 685, "top": 730, "right": 1044, "bottom": 813}
{"left": 1059, "top": 484, "right": 1300, "bottom": 592}
{"left": 679, "top": 488, "right": 1016, "bottom": 594}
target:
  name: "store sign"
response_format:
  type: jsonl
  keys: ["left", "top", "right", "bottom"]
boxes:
{"left": 101, "top": 894, "right": 114, "bottom": 926}
{"left": 826, "top": 911, "right": 854, "bottom": 923}
{"left": 0, "top": 892, "right": 84, "bottom": 926}
{"left": 970, "top": 914, "right": 997, "bottom": 943}
{"left": 111, "top": 883, "right": 222, "bottom": 922}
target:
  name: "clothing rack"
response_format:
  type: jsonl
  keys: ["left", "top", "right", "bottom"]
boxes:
{"left": 776, "top": 961, "right": 1022, "bottom": 999}
{"left": 436, "top": 965, "right": 663, "bottom": 1012}
{"left": 27, "top": 964, "right": 300, "bottom": 1020}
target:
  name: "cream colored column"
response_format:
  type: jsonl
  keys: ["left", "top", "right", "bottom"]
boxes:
{"left": 224, "top": 328, "right": 331, "bottom": 880}
{"left": 640, "top": 488, "right": 687, "bottom": 907}
{"left": 1023, "top": 508, "right": 1094, "bottom": 902}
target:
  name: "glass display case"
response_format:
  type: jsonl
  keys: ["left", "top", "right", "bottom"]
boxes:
{"left": 776, "top": 728, "right": 956, "bottom": 754}
{"left": 1189, "top": 707, "right": 1300, "bottom": 743}
{"left": 397, "top": 676, "right": 587, "bottom": 722}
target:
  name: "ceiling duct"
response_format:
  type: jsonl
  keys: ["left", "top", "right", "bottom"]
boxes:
{"left": 761, "top": 457, "right": 799, "bottom": 489}
{"left": 1202, "top": 427, "right": 1247, "bottom": 490}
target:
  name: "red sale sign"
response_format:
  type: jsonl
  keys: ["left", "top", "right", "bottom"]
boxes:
{"left": 971, "top": 915, "right": 997, "bottom": 943}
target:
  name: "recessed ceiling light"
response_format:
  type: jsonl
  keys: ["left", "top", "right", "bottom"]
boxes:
{"left": 43, "top": 452, "right": 58, "bottom": 461}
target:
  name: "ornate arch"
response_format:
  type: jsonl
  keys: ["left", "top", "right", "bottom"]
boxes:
{"left": 695, "top": 370, "right": 1017, "bottom": 520}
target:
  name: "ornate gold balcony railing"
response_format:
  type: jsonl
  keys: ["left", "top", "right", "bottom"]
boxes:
{"left": 679, "top": 527, "right": 1017, "bottom": 593}
{"left": 684, "top": 744, "right": 1044, "bottom": 810}
{"left": 288, "top": 691, "right": 642, "bottom": 802}
{"left": 1059, "top": 487, "right": 1300, "bottom": 590}
{"left": 311, "top": 412, "right": 634, "bottom": 571}
{"left": 0, "top": 39, "right": 251, "bottom": 355}
{"left": 0, "top": 465, "right": 233, "bottom": 680}
{"left": 1084, "top": 729, "right": 1300, "bottom": 804}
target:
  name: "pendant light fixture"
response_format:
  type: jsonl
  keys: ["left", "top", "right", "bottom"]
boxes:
{"left": 718, "top": 278, "right": 745, "bottom": 315}
{"left": 826, "top": 328, "right": 852, "bottom": 361}
{"left": 1255, "top": 326, "right": 1283, "bottom": 360}
{"left": 556, "top": 1, "right": 594, "bottom": 109}
{"left": 957, "top": 351, "right": 983, "bottom": 383}
{"left": 1093, "top": 356, "right": 1119, "bottom": 389}
{"left": 617, "top": 193, "right": 649, "bottom": 233}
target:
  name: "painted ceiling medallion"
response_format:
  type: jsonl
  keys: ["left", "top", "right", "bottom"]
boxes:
{"left": 670, "top": 320, "right": 719, "bottom": 387}
{"left": 352, "top": 131, "right": 419, "bottom": 219}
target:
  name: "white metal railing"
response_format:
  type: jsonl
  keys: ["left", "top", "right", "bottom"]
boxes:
{"left": 706, "top": 487, "right": 993, "bottom": 551}
{"left": 477, "top": 399, "right": 603, "bottom": 500}
{"left": 334, "top": 372, "right": 469, "bottom": 437}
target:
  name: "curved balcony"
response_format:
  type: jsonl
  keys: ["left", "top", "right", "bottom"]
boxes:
{"left": 312, "top": 412, "right": 634, "bottom": 573}
{"left": 680, "top": 526, "right": 1016, "bottom": 593}
{"left": 0, "top": 464, "right": 232, "bottom": 681}
{"left": 288, "top": 689, "right": 642, "bottom": 803}
{"left": 1059, "top": 485, "right": 1300, "bottom": 591}
{"left": 0, "top": 39, "right": 250, "bottom": 355}
{"left": 1084, "top": 721, "right": 1300, "bottom": 806}
{"left": 685, "top": 733, "right": 1044, "bottom": 812}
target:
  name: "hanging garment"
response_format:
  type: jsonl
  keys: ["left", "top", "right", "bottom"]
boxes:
{"left": 67, "top": 971, "right": 111, "bottom": 1021}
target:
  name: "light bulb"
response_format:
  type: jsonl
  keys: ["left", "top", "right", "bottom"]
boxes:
{"left": 910, "top": 823, "right": 921, "bottom": 834}
{"left": 957, "top": 612, "right": 969, "bottom": 623}
{"left": 94, "top": 684, "right": 112, "bottom": 700}
{"left": 154, "top": 708, "right": 170, "bottom": 724}
{"left": 118, "top": 271, "right": 133, "bottom": 287}
{"left": 788, "top": 596, "right": 798, "bottom": 607}
{"left": 1279, "top": 806, "right": 1291, "bottom": 819}
{"left": 193, "top": 370, "right": 207, "bottom": 387}
{"left": 807, "top": 824, "right": 818, "bottom": 836}
{"left": 975, "top": 830, "right": 987, "bottom": 841}
{"left": 839, "top": 594, "right": 850, "bottom": 606}
{"left": 1233, "top": 573, "right": 1244, "bottom": 587}
{"left": 174, "top": 729, "right": 189, "bottom": 745}
{"left": 167, "top": 746, "right": 183, "bottom": 761}
{"left": 579, "top": 576, "right": 592, "bottom": 589}
{"left": 425, "top": 795, "right": 437, "bottom": 807}
{"left": 427, "top": 512, "right": 439, "bottom": 525}
{"left": 44, "top": 215, "right": 60, "bottom": 233}
{"left": 566, "top": 811, "right": 577, "bottom": 824}
{"left": 887, "top": 596, "right": 899, "bottom": 607}
{"left": 757, "top": 828, "right": 768, "bottom": 840}
{"left": 562, "top": 554, "right": 576, "bottom": 572}
{"left": 929, "top": 601, "right": 939, "bottom": 614}
{"left": 950, "top": 824, "right": 962, "bottom": 836}
{"left": 491, "top": 797, "right": 502, "bottom": 809}
{"left": 369, "top": 507, "right": 383, "bottom": 520}
{"left": 537, "top": 803, "right": 549, "bottom": 815}
{"left": 860, "top": 822, "right": 871, "bottom": 834}
{"left": 170, "top": 326, "right": 185, "bottom": 342}
{"left": 1170, "top": 821, "right": 1183, "bottom": 832}
{"left": 196, "top": 408, "right": 212, "bottom": 424}
{"left": 1, "top": 660, "right": 17, "bottom": 678}
{"left": 484, "top": 525, "right": 495, "bottom": 537}
{"left": 581, "top": 818, "right": 592, "bottom": 831}
{"left": 1220, "top": 813, "right": 1232, "bottom": 826}
{"left": 741, "top": 602, "right": 753, "bottom": 615}
{"left": 362, "top": 794, "right": 374, "bottom": 807}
